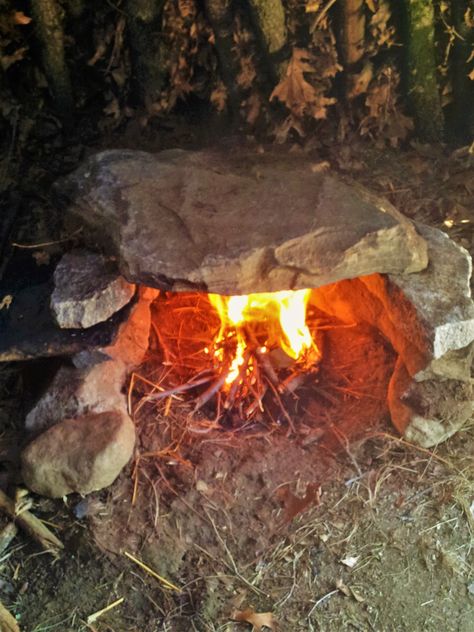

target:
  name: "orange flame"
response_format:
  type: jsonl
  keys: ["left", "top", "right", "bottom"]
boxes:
{"left": 209, "top": 289, "right": 316, "bottom": 384}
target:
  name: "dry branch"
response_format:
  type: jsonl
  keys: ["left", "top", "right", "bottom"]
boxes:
{"left": 0, "top": 489, "right": 63, "bottom": 555}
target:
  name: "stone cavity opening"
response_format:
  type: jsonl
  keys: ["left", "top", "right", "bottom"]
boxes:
{"left": 142, "top": 280, "right": 396, "bottom": 445}
{"left": 136, "top": 267, "right": 469, "bottom": 449}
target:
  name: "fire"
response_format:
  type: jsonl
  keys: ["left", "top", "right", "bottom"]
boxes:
{"left": 209, "top": 289, "right": 317, "bottom": 385}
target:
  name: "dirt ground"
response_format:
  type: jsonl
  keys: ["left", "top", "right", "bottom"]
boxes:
{"left": 0, "top": 130, "right": 473, "bottom": 632}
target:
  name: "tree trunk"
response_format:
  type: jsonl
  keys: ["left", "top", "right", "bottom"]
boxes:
{"left": 450, "top": 0, "right": 474, "bottom": 140}
{"left": 30, "top": 0, "right": 73, "bottom": 119}
{"left": 203, "top": 0, "right": 242, "bottom": 116}
{"left": 403, "top": 0, "right": 444, "bottom": 141}
{"left": 247, "top": 0, "right": 287, "bottom": 83}
{"left": 339, "top": 0, "right": 365, "bottom": 67}
{"left": 125, "top": 0, "right": 166, "bottom": 106}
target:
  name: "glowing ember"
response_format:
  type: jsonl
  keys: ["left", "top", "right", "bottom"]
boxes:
{"left": 209, "top": 289, "right": 318, "bottom": 385}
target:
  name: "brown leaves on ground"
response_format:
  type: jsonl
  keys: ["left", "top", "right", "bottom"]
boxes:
{"left": 231, "top": 607, "right": 276, "bottom": 631}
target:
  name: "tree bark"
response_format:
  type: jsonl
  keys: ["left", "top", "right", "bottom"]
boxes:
{"left": 30, "top": 0, "right": 73, "bottom": 119}
{"left": 403, "top": 0, "right": 444, "bottom": 141}
{"left": 451, "top": 0, "right": 474, "bottom": 140}
{"left": 247, "top": 0, "right": 287, "bottom": 82}
{"left": 125, "top": 0, "right": 166, "bottom": 106}
{"left": 204, "top": 0, "right": 242, "bottom": 116}
{"left": 339, "top": 0, "right": 365, "bottom": 67}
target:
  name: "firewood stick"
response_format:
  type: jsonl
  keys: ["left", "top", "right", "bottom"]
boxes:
{"left": 0, "top": 489, "right": 63, "bottom": 555}
{"left": 265, "top": 378, "right": 296, "bottom": 434}
{"left": 146, "top": 374, "right": 214, "bottom": 401}
{"left": 0, "top": 523, "right": 18, "bottom": 555}
{"left": 194, "top": 374, "right": 228, "bottom": 412}
{"left": 0, "top": 599, "right": 20, "bottom": 632}
{"left": 256, "top": 349, "right": 279, "bottom": 385}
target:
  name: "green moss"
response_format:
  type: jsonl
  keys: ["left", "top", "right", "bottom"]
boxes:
{"left": 405, "top": 0, "right": 444, "bottom": 141}
{"left": 248, "top": 0, "right": 286, "bottom": 55}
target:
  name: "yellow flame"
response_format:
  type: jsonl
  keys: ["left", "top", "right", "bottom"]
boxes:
{"left": 209, "top": 289, "right": 314, "bottom": 384}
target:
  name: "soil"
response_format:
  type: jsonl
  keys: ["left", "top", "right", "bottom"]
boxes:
{"left": 0, "top": 128, "right": 473, "bottom": 632}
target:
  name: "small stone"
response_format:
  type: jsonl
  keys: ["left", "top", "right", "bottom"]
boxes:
{"left": 21, "top": 410, "right": 136, "bottom": 498}
{"left": 51, "top": 250, "right": 135, "bottom": 329}
{"left": 25, "top": 360, "right": 127, "bottom": 434}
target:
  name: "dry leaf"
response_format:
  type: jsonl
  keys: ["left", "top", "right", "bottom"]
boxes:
{"left": 32, "top": 251, "right": 50, "bottom": 266}
{"left": 13, "top": 11, "right": 32, "bottom": 25}
{"left": 1, "top": 47, "right": 28, "bottom": 71}
{"left": 276, "top": 482, "right": 321, "bottom": 524}
{"left": 335, "top": 578, "right": 351, "bottom": 597}
{"left": 231, "top": 607, "right": 276, "bottom": 631}
{"left": 270, "top": 49, "right": 336, "bottom": 120}
{"left": 305, "top": 0, "right": 320, "bottom": 13}
{"left": 340, "top": 555, "right": 359, "bottom": 568}
{"left": 0, "top": 295, "right": 13, "bottom": 311}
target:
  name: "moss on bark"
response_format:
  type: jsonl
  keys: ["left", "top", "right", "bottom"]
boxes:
{"left": 404, "top": 0, "right": 444, "bottom": 141}
{"left": 30, "top": 0, "right": 73, "bottom": 118}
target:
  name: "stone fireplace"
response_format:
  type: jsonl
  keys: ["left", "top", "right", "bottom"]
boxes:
{"left": 4, "top": 148, "right": 473, "bottom": 498}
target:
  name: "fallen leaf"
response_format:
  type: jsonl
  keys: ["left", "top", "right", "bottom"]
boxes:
{"left": 231, "top": 607, "right": 276, "bottom": 631}
{"left": 0, "top": 295, "right": 13, "bottom": 311}
{"left": 32, "top": 250, "right": 50, "bottom": 266}
{"left": 335, "top": 578, "right": 351, "bottom": 597}
{"left": 340, "top": 555, "right": 359, "bottom": 568}
{"left": 13, "top": 11, "right": 32, "bottom": 25}
{"left": 276, "top": 482, "right": 321, "bottom": 524}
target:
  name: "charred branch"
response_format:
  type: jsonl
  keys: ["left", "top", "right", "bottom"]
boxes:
{"left": 30, "top": 0, "right": 73, "bottom": 118}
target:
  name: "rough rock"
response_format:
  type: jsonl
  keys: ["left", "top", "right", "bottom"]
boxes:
{"left": 54, "top": 148, "right": 429, "bottom": 295}
{"left": 311, "top": 221, "right": 474, "bottom": 447}
{"left": 51, "top": 251, "right": 135, "bottom": 329}
{"left": 73, "top": 285, "right": 158, "bottom": 370}
{"left": 25, "top": 360, "right": 127, "bottom": 434}
{"left": 0, "top": 279, "right": 135, "bottom": 362}
{"left": 25, "top": 284, "right": 156, "bottom": 438}
{"left": 21, "top": 410, "right": 136, "bottom": 498}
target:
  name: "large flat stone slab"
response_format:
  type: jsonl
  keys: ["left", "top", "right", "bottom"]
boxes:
{"left": 54, "top": 149, "right": 429, "bottom": 295}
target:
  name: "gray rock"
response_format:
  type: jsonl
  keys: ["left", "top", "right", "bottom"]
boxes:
{"left": 51, "top": 251, "right": 136, "bottom": 329}
{"left": 54, "top": 149, "right": 429, "bottom": 295}
{"left": 25, "top": 360, "right": 127, "bottom": 434}
{"left": 73, "top": 286, "right": 158, "bottom": 370}
{"left": 21, "top": 410, "right": 136, "bottom": 498}
{"left": 311, "top": 221, "right": 474, "bottom": 447}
